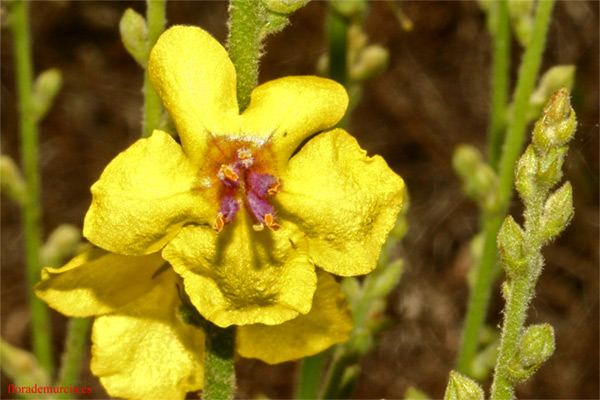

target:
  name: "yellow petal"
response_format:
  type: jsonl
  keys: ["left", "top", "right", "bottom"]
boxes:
{"left": 91, "top": 269, "right": 204, "bottom": 400}
{"left": 84, "top": 130, "right": 214, "bottom": 255}
{"left": 35, "top": 249, "right": 165, "bottom": 317}
{"left": 241, "top": 76, "right": 348, "bottom": 165}
{"left": 148, "top": 26, "right": 240, "bottom": 165}
{"left": 237, "top": 269, "right": 353, "bottom": 364}
{"left": 162, "top": 213, "right": 317, "bottom": 328}
{"left": 277, "top": 129, "right": 405, "bottom": 276}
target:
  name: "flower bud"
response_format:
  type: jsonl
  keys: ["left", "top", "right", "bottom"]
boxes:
{"left": 529, "top": 66, "right": 575, "bottom": 117}
{"left": 41, "top": 224, "right": 82, "bottom": 268}
{"left": 32, "top": 68, "right": 62, "bottom": 121}
{"left": 453, "top": 145, "right": 498, "bottom": 208}
{"left": 372, "top": 259, "right": 403, "bottom": 298}
{"left": 540, "top": 182, "right": 573, "bottom": 243}
{"left": 262, "top": 0, "right": 309, "bottom": 14}
{"left": 404, "top": 386, "right": 430, "bottom": 400}
{"left": 0, "top": 338, "right": 50, "bottom": 387}
{"left": 453, "top": 144, "right": 482, "bottom": 177}
{"left": 0, "top": 155, "right": 26, "bottom": 204}
{"left": 515, "top": 145, "right": 538, "bottom": 202}
{"left": 350, "top": 44, "right": 389, "bottom": 82}
{"left": 119, "top": 8, "right": 148, "bottom": 67}
{"left": 532, "top": 87, "right": 577, "bottom": 149}
{"left": 498, "top": 216, "right": 527, "bottom": 278}
{"left": 536, "top": 146, "right": 566, "bottom": 188}
{"left": 444, "top": 371, "right": 484, "bottom": 400}
{"left": 519, "top": 324, "right": 555, "bottom": 368}
{"left": 508, "top": 324, "right": 555, "bottom": 381}
{"left": 507, "top": 0, "right": 534, "bottom": 46}
{"left": 330, "top": 0, "right": 367, "bottom": 18}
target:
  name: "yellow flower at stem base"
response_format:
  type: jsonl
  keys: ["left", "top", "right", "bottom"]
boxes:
{"left": 83, "top": 25, "right": 404, "bottom": 329}
{"left": 35, "top": 251, "right": 354, "bottom": 398}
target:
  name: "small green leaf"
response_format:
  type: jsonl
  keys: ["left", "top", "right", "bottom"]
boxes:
{"left": 444, "top": 371, "right": 484, "bottom": 400}
{"left": 261, "top": 0, "right": 309, "bottom": 14}
{"left": 371, "top": 259, "right": 403, "bottom": 298}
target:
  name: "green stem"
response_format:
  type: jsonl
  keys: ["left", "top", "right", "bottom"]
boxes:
{"left": 320, "top": 351, "right": 353, "bottom": 400}
{"left": 10, "top": 0, "right": 53, "bottom": 376}
{"left": 487, "top": 0, "right": 511, "bottom": 170}
{"left": 202, "top": 325, "right": 236, "bottom": 400}
{"left": 295, "top": 354, "right": 323, "bottom": 399}
{"left": 456, "top": 0, "right": 555, "bottom": 375}
{"left": 55, "top": 318, "right": 92, "bottom": 399}
{"left": 227, "top": 0, "right": 263, "bottom": 112}
{"left": 142, "top": 0, "right": 166, "bottom": 138}
{"left": 327, "top": 7, "right": 348, "bottom": 89}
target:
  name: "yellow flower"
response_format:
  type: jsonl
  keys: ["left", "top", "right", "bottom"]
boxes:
{"left": 81, "top": 25, "right": 404, "bottom": 329}
{"left": 35, "top": 251, "right": 354, "bottom": 398}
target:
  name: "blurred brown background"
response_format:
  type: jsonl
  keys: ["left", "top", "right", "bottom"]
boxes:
{"left": 1, "top": 1, "right": 598, "bottom": 399}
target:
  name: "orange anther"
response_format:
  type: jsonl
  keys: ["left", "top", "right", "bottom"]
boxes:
{"left": 268, "top": 177, "right": 283, "bottom": 195}
{"left": 237, "top": 148, "right": 253, "bottom": 160}
{"left": 264, "top": 214, "right": 280, "bottom": 231}
{"left": 219, "top": 165, "right": 239, "bottom": 182}
{"left": 213, "top": 213, "right": 225, "bottom": 233}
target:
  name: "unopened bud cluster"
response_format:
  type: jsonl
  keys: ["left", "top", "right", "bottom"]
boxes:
{"left": 443, "top": 371, "right": 484, "bottom": 400}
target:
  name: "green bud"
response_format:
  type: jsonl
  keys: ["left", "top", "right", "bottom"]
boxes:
{"left": 330, "top": 0, "right": 367, "bottom": 18}
{"left": 508, "top": 324, "right": 555, "bottom": 381}
{"left": 32, "top": 68, "right": 62, "bottom": 121}
{"left": 540, "top": 182, "right": 573, "bottom": 243}
{"left": 453, "top": 144, "right": 482, "bottom": 177}
{"left": 532, "top": 88, "right": 577, "bottom": 149}
{"left": 515, "top": 145, "right": 538, "bottom": 201}
{"left": 404, "top": 386, "right": 430, "bottom": 400}
{"left": 498, "top": 216, "right": 527, "bottom": 277}
{"left": 350, "top": 44, "right": 389, "bottom": 82}
{"left": 262, "top": 0, "right": 309, "bottom": 14}
{"left": 41, "top": 224, "right": 82, "bottom": 268}
{"left": 519, "top": 324, "right": 555, "bottom": 368}
{"left": 529, "top": 66, "right": 575, "bottom": 117}
{"left": 119, "top": 8, "right": 148, "bottom": 67}
{"left": 444, "top": 371, "right": 484, "bottom": 400}
{"left": 0, "top": 155, "right": 26, "bottom": 204}
{"left": 507, "top": 0, "right": 534, "bottom": 46}
{"left": 536, "top": 146, "right": 566, "bottom": 188}
{"left": 372, "top": 259, "right": 403, "bottom": 298}
{"left": 0, "top": 338, "right": 50, "bottom": 388}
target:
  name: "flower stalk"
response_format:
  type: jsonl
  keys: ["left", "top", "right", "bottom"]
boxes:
{"left": 203, "top": 324, "right": 237, "bottom": 400}
{"left": 456, "top": 0, "right": 556, "bottom": 375}
{"left": 142, "top": 0, "right": 166, "bottom": 138}
{"left": 9, "top": 0, "right": 53, "bottom": 376}
{"left": 55, "top": 318, "right": 92, "bottom": 400}
{"left": 491, "top": 87, "right": 575, "bottom": 399}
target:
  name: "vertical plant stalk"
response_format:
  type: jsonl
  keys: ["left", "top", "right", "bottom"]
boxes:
{"left": 295, "top": 354, "right": 323, "bottom": 399}
{"left": 10, "top": 0, "right": 53, "bottom": 376}
{"left": 55, "top": 318, "right": 92, "bottom": 399}
{"left": 142, "top": 0, "right": 166, "bottom": 138}
{"left": 327, "top": 7, "right": 349, "bottom": 89}
{"left": 487, "top": 0, "right": 511, "bottom": 170}
{"left": 227, "top": 0, "right": 262, "bottom": 112}
{"left": 456, "top": 0, "right": 556, "bottom": 375}
{"left": 203, "top": 325, "right": 237, "bottom": 400}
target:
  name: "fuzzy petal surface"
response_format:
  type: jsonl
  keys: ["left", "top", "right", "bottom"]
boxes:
{"left": 163, "top": 215, "right": 317, "bottom": 328}
{"left": 91, "top": 269, "right": 204, "bottom": 400}
{"left": 278, "top": 129, "right": 405, "bottom": 276}
{"left": 148, "top": 26, "right": 239, "bottom": 164}
{"left": 35, "top": 249, "right": 165, "bottom": 317}
{"left": 84, "top": 130, "right": 214, "bottom": 256}
{"left": 241, "top": 76, "right": 348, "bottom": 165}
{"left": 237, "top": 269, "right": 352, "bottom": 364}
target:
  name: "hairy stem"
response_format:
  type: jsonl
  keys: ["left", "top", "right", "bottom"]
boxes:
{"left": 487, "top": 0, "right": 511, "bottom": 170}
{"left": 456, "top": 0, "right": 555, "bottom": 376}
{"left": 295, "top": 353, "right": 324, "bottom": 399}
{"left": 55, "top": 318, "right": 92, "bottom": 399}
{"left": 202, "top": 325, "right": 236, "bottom": 400}
{"left": 227, "top": 0, "right": 262, "bottom": 112}
{"left": 142, "top": 0, "right": 166, "bottom": 138}
{"left": 10, "top": 0, "right": 53, "bottom": 376}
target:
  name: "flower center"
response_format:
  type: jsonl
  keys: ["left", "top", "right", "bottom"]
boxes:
{"left": 213, "top": 147, "right": 282, "bottom": 233}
